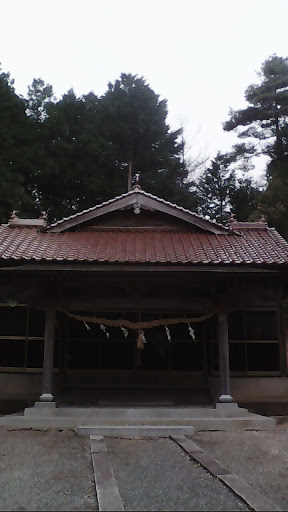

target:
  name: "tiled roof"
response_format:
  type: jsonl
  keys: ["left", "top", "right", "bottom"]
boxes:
{"left": 1, "top": 225, "right": 288, "bottom": 265}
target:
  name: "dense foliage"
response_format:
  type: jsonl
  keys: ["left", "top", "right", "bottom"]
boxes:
{"left": 0, "top": 72, "right": 197, "bottom": 222}
{"left": 222, "top": 55, "right": 288, "bottom": 237}
{"left": 0, "top": 69, "right": 37, "bottom": 222}
{"left": 1, "top": 57, "right": 288, "bottom": 236}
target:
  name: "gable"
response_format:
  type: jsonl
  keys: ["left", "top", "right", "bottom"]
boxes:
{"left": 73, "top": 209, "right": 203, "bottom": 232}
{"left": 47, "top": 186, "right": 229, "bottom": 235}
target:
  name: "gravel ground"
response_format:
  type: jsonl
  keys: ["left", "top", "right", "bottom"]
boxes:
{"left": 193, "top": 419, "right": 288, "bottom": 511}
{"left": 106, "top": 437, "right": 249, "bottom": 511}
{"left": 1, "top": 422, "right": 288, "bottom": 511}
{"left": 0, "top": 428, "right": 97, "bottom": 511}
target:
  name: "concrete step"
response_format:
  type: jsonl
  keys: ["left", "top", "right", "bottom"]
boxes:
{"left": 77, "top": 425, "right": 196, "bottom": 436}
{"left": 24, "top": 405, "right": 215, "bottom": 419}
{"left": 24, "top": 404, "right": 253, "bottom": 419}
{"left": 76, "top": 416, "right": 276, "bottom": 435}
{"left": 0, "top": 413, "right": 276, "bottom": 431}
{"left": 76, "top": 415, "right": 275, "bottom": 435}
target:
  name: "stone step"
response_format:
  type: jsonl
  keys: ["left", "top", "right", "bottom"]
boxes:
{"left": 77, "top": 425, "right": 196, "bottom": 437}
{"left": 76, "top": 415, "right": 275, "bottom": 435}
{"left": 0, "top": 413, "right": 276, "bottom": 431}
{"left": 24, "top": 403, "right": 252, "bottom": 419}
{"left": 24, "top": 405, "right": 214, "bottom": 419}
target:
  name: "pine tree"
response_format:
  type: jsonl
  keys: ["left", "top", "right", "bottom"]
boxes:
{"left": 196, "top": 153, "right": 236, "bottom": 224}
{"left": 230, "top": 177, "right": 262, "bottom": 222}
{"left": 224, "top": 55, "right": 288, "bottom": 161}
{"left": 258, "top": 157, "right": 288, "bottom": 238}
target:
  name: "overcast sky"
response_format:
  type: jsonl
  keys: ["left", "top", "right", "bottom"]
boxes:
{"left": 1, "top": 0, "right": 288, "bottom": 181}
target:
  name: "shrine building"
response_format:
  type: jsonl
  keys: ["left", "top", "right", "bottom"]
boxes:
{"left": 0, "top": 184, "right": 288, "bottom": 413}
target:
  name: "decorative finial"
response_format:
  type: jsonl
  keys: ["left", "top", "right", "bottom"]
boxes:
{"left": 229, "top": 212, "right": 237, "bottom": 226}
{"left": 40, "top": 211, "right": 47, "bottom": 220}
{"left": 10, "top": 210, "right": 19, "bottom": 221}
{"left": 259, "top": 214, "right": 267, "bottom": 224}
{"left": 132, "top": 172, "right": 141, "bottom": 213}
{"left": 132, "top": 172, "right": 141, "bottom": 190}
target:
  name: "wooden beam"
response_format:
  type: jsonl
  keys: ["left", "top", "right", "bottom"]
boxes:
{"left": 0, "top": 264, "right": 279, "bottom": 273}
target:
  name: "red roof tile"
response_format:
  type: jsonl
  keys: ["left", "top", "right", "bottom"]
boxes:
{"left": 1, "top": 226, "right": 288, "bottom": 265}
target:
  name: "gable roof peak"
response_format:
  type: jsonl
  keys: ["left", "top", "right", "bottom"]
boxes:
{"left": 48, "top": 187, "right": 231, "bottom": 234}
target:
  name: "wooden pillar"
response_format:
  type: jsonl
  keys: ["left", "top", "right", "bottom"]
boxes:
{"left": 218, "top": 312, "right": 233, "bottom": 403}
{"left": 40, "top": 310, "right": 55, "bottom": 402}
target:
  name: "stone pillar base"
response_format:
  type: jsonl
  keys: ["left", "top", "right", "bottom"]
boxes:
{"left": 215, "top": 401, "right": 249, "bottom": 417}
{"left": 40, "top": 393, "right": 54, "bottom": 402}
{"left": 34, "top": 401, "right": 56, "bottom": 408}
{"left": 24, "top": 401, "right": 56, "bottom": 416}
{"left": 216, "top": 402, "right": 239, "bottom": 410}
{"left": 218, "top": 394, "right": 233, "bottom": 403}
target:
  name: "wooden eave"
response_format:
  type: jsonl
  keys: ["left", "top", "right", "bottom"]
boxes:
{"left": 0, "top": 263, "right": 279, "bottom": 274}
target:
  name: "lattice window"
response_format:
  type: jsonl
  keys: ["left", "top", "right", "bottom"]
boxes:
{"left": 209, "top": 309, "right": 280, "bottom": 375}
{"left": 0, "top": 305, "right": 59, "bottom": 371}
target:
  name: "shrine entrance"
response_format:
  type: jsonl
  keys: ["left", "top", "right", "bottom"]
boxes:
{"left": 59, "top": 310, "right": 212, "bottom": 406}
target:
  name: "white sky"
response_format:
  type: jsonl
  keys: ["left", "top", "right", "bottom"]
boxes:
{"left": 1, "top": 0, "right": 288, "bottom": 182}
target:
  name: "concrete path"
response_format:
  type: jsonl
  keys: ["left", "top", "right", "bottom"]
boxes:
{"left": 90, "top": 435, "right": 123, "bottom": 511}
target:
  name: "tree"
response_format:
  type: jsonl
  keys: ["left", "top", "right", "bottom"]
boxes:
{"left": 26, "top": 78, "right": 55, "bottom": 122}
{"left": 230, "top": 176, "right": 262, "bottom": 222}
{"left": 97, "top": 74, "right": 192, "bottom": 205}
{"left": 0, "top": 68, "right": 36, "bottom": 222}
{"left": 0, "top": 69, "right": 198, "bottom": 222}
{"left": 224, "top": 55, "right": 288, "bottom": 161}
{"left": 222, "top": 55, "right": 288, "bottom": 235}
{"left": 257, "top": 157, "right": 288, "bottom": 239}
{"left": 31, "top": 89, "right": 112, "bottom": 220}
{"left": 31, "top": 74, "right": 197, "bottom": 220}
{"left": 196, "top": 152, "right": 236, "bottom": 224}
{"left": 195, "top": 152, "right": 262, "bottom": 225}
